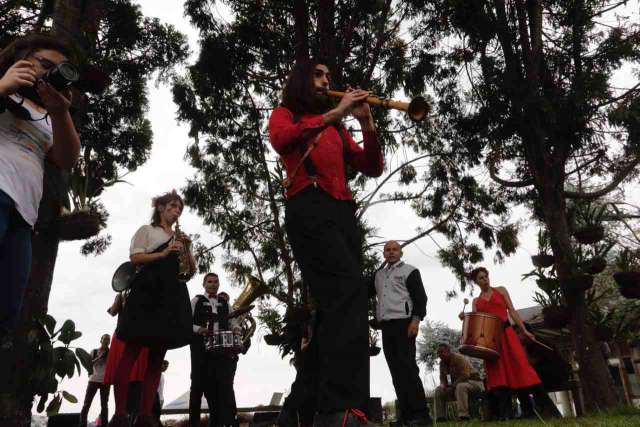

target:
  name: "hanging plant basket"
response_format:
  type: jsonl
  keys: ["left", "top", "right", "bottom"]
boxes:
{"left": 263, "top": 334, "right": 284, "bottom": 346}
{"left": 369, "top": 345, "right": 381, "bottom": 357}
{"left": 573, "top": 225, "right": 605, "bottom": 245}
{"left": 55, "top": 210, "right": 101, "bottom": 241}
{"left": 542, "top": 306, "right": 570, "bottom": 329}
{"left": 581, "top": 257, "right": 607, "bottom": 275}
{"left": 531, "top": 254, "right": 554, "bottom": 268}
{"left": 536, "top": 278, "right": 560, "bottom": 294}
{"left": 563, "top": 273, "right": 594, "bottom": 292}
{"left": 613, "top": 272, "right": 640, "bottom": 299}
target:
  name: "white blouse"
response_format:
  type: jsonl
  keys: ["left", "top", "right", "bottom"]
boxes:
{"left": 130, "top": 224, "right": 173, "bottom": 255}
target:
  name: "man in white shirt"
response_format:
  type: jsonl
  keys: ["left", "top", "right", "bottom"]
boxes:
{"left": 371, "top": 241, "right": 431, "bottom": 426}
{"left": 189, "top": 273, "right": 237, "bottom": 427}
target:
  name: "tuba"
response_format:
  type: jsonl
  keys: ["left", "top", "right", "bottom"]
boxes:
{"left": 232, "top": 273, "right": 270, "bottom": 348}
{"left": 174, "top": 219, "right": 197, "bottom": 282}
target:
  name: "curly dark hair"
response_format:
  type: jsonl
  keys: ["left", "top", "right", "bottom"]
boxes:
{"left": 281, "top": 57, "right": 334, "bottom": 115}
{"left": 468, "top": 266, "right": 489, "bottom": 282}
{"left": 0, "top": 33, "right": 75, "bottom": 78}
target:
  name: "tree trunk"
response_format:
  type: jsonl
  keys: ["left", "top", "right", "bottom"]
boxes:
{"left": 292, "top": 0, "right": 309, "bottom": 62}
{"left": 541, "top": 183, "right": 619, "bottom": 412}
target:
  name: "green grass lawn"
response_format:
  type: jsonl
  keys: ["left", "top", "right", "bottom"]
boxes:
{"left": 432, "top": 408, "right": 640, "bottom": 427}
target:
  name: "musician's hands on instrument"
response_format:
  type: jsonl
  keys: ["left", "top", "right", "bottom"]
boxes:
{"left": 196, "top": 326, "right": 211, "bottom": 336}
{"left": 107, "top": 293, "right": 124, "bottom": 316}
{"left": 163, "top": 240, "right": 184, "bottom": 257}
{"left": 458, "top": 311, "right": 465, "bottom": 321}
{"left": 407, "top": 319, "right": 420, "bottom": 338}
{"left": 523, "top": 329, "right": 536, "bottom": 342}
{"left": 346, "top": 86, "right": 373, "bottom": 122}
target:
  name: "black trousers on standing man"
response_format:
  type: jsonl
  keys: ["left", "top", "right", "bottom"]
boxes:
{"left": 380, "top": 318, "right": 429, "bottom": 423}
{"left": 285, "top": 187, "right": 370, "bottom": 414}
{"left": 189, "top": 345, "right": 237, "bottom": 427}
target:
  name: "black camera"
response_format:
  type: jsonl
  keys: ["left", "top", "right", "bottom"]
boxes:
{"left": 42, "top": 61, "right": 80, "bottom": 91}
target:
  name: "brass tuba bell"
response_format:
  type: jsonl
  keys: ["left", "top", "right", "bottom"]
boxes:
{"left": 232, "top": 273, "right": 270, "bottom": 348}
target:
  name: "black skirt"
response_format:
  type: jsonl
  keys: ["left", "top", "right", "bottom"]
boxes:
{"left": 116, "top": 240, "right": 192, "bottom": 350}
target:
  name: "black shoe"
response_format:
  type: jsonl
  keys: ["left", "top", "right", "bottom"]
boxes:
{"left": 458, "top": 416, "right": 470, "bottom": 421}
{"left": 435, "top": 417, "right": 447, "bottom": 422}
{"left": 277, "top": 407, "right": 299, "bottom": 427}
{"left": 313, "top": 409, "right": 375, "bottom": 427}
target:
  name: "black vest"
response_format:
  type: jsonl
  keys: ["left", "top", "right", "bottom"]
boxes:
{"left": 193, "top": 295, "right": 230, "bottom": 331}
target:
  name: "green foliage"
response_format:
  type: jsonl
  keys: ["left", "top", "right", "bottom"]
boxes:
{"left": 614, "top": 248, "right": 640, "bottom": 272}
{"left": 28, "top": 314, "right": 91, "bottom": 416}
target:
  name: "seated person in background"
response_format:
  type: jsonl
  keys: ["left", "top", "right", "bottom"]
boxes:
{"left": 434, "top": 343, "right": 484, "bottom": 421}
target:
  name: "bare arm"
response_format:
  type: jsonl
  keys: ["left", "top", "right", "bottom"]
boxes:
{"left": 38, "top": 84, "right": 80, "bottom": 169}
{"left": 129, "top": 241, "right": 182, "bottom": 265}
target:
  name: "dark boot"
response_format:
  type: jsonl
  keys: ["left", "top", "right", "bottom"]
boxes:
{"left": 495, "top": 388, "right": 513, "bottom": 421}
{"left": 313, "top": 409, "right": 375, "bottom": 427}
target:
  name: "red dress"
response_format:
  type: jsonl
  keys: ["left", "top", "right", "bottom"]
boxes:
{"left": 103, "top": 332, "right": 149, "bottom": 384}
{"left": 475, "top": 289, "right": 541, "bottom": 390}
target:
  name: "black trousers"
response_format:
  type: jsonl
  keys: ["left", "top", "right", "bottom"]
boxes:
{"left": 380, "top": 319, "right": 429, "bottom": 422}
{"left": 189, "top": 347, "right": 237, "bottom": 427}
{"left": 79, "top": 381, "right": 109, "bottom": 427}
{"left": 281, "top": 342, "right": 319, "bottom": 425}
{"left": 285, "top": 187, "right": 369, "bottom": 413}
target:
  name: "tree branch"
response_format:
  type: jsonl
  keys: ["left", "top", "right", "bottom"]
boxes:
{"left": 487, "top": 158, "right": 535, "bottom": 188}
{"left": 564, "top": 156, "right": 640, "bottom": 199}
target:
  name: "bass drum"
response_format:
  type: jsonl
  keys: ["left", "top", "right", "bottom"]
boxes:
{"left": 458, "top": 312, "right": 503, "bottom": 360}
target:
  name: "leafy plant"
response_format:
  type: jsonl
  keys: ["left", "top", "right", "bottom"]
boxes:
{"left": 614, "top": 248, "right": 640, "bottom": 272}
{"left": 571, "top": 201, "right": 610, "bottom": 229}
{"left": 28, "top": 315, "right": 92, "bottom": 416}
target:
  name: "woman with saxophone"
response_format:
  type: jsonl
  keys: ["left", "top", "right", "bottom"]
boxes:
{"left": 109, "top": 191, "right": 194, "bottom": 427}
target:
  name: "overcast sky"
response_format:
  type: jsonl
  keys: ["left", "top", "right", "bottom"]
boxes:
{"left": 44, "top": 0, "right": 640, "bottom": 422}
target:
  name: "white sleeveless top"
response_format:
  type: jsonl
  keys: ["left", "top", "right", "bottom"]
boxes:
{"left": 0, "top": 95, "right": 53, "bottom": 226}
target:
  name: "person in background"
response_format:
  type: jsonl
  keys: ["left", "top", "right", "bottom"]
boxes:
{"left": 371, "top": 241, "right": 431, "bottom": 426}
{"left": 433, "top": 343, "right": 484, "bottom": 421}
{"left": 79, "top": 334, "right": 111, "bottom": 427}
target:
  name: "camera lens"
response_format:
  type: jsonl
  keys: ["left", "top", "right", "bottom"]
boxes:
{"left": 43, "top": 62, "right": 79, "bottom": 91}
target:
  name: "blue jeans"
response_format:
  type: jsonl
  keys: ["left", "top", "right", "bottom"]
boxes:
{"left": 0, "top": 190, "right": 32, "bottom": 331}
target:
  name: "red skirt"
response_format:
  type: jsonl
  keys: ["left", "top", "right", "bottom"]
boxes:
{"left": 103, "top": 332, "right": 149, "bottom": 384}
{"left": 485, "top": 326, "right": 541, "bottom": 390}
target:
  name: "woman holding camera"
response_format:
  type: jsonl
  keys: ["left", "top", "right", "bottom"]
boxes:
{"left": 0, "top": 34, "right": 80, "bottom": 345}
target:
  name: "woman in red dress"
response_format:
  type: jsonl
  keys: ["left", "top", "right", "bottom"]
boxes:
{"left": 465, "top": 267, "right": 552, "bottom": 420}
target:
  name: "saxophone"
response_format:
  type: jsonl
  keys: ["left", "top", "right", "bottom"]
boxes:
{"left": 173, "top": 219, "right": 197, "bottom": 282}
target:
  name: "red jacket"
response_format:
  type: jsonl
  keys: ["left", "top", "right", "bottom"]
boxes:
{"left": 268, "top": 106, "right": 384, "bottom": 200}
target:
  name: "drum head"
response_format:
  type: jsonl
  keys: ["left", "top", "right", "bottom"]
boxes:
{"left": 112, "top": 261, "right": 136, "bottom": 292}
